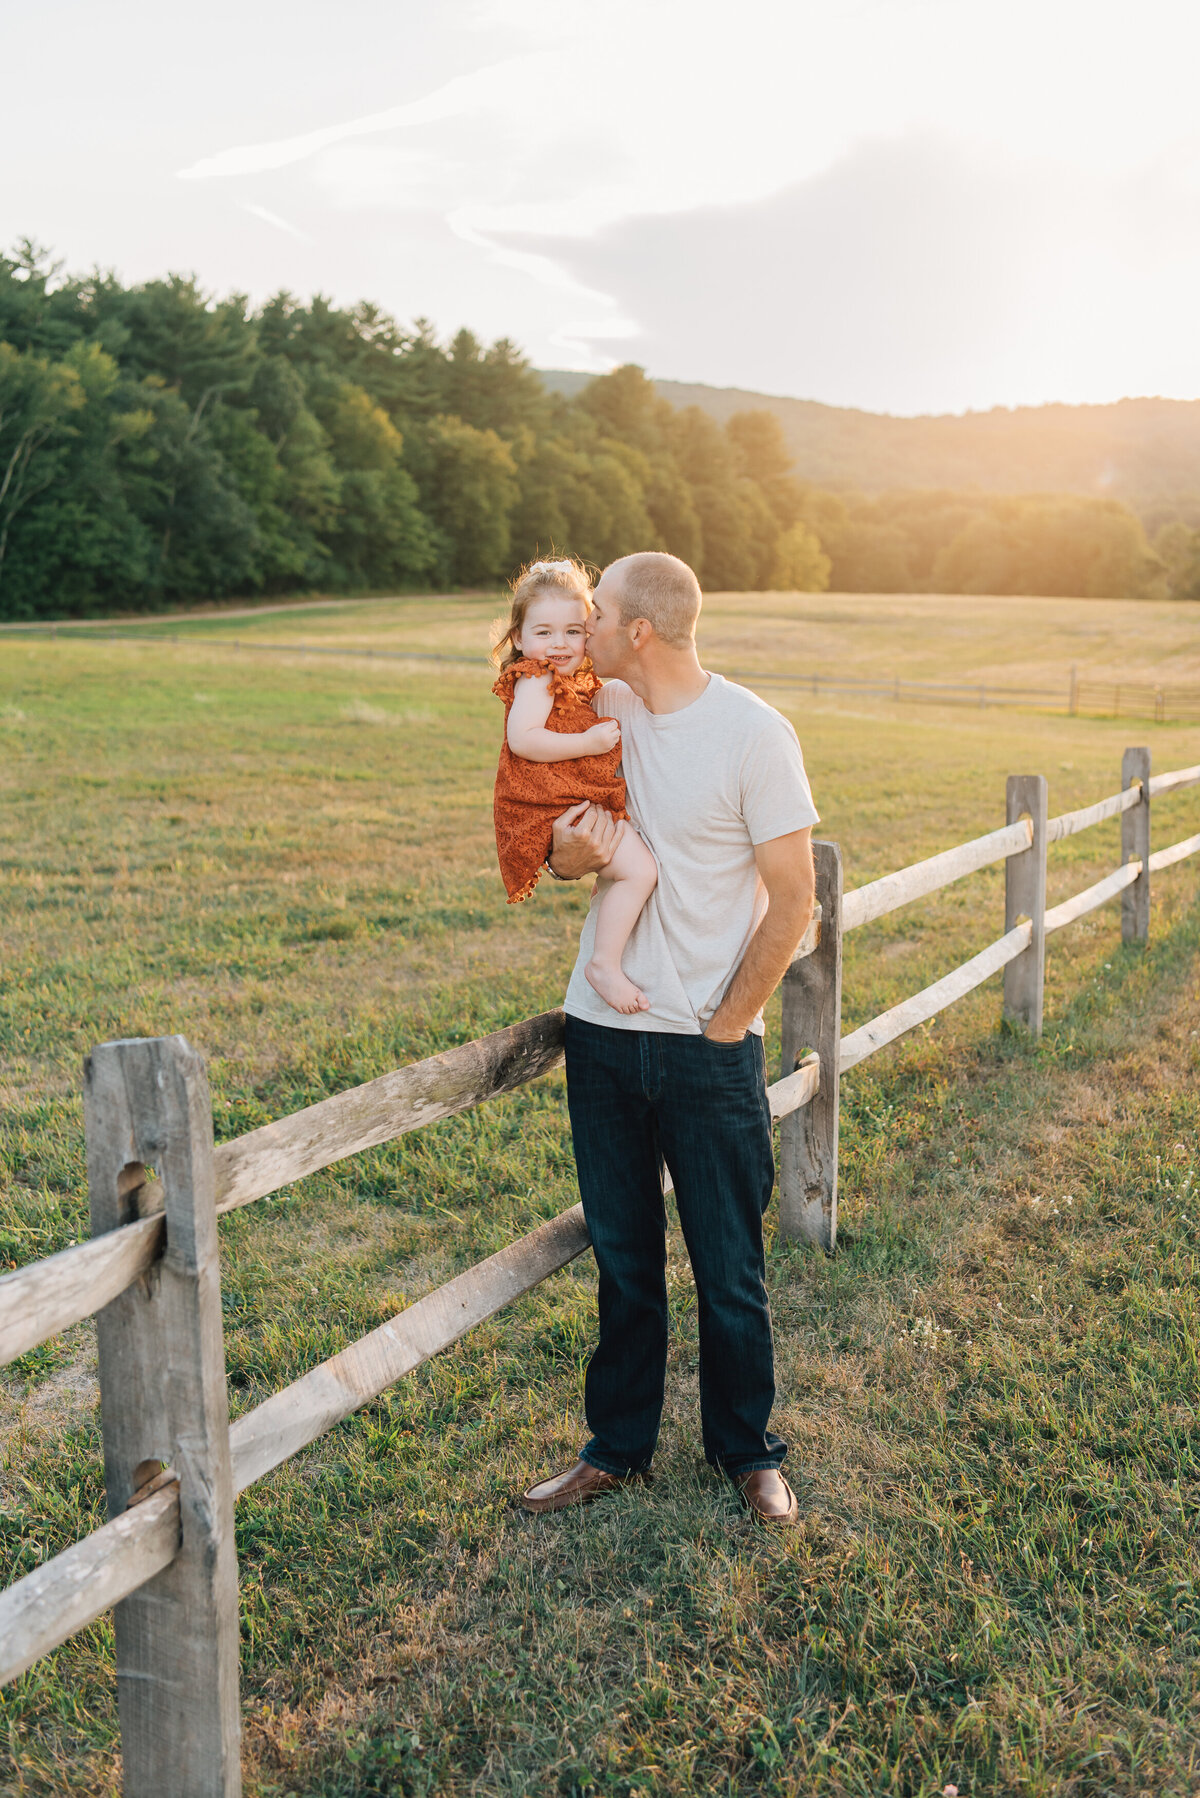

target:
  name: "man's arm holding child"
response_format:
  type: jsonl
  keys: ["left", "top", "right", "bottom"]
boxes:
{"left": 547, "top": 800, "right": 626, "bottom": 875}
{"left": 704, "top": 829, "right": 815, "bottom": 1043}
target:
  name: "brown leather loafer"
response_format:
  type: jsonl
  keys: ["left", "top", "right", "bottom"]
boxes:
{"left": 732, "top": 1468, "right": 799, "bottom": 1525}
{"left": 520, "top": 1458, "right": 642, "bottom": 1514}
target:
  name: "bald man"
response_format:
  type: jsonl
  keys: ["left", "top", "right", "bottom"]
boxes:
{"left": 520, "top": 553, "right": 818, "bottom": 1525}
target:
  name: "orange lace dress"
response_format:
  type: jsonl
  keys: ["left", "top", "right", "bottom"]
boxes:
{"left": 492, "top": 655, "right": 627, "bottom": 902}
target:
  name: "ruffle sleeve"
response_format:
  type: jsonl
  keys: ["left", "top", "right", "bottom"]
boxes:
{"left": 492, "top": 656, "right": 600, "bottom": 710}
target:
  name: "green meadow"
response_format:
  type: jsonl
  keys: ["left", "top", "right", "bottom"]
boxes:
{"left": 2, "top": 592, "right": 1199, "bottom": 1796}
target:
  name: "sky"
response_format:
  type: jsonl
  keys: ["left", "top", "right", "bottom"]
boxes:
{"left": 6, "top": 0, "right": 1200, "bottom": 416}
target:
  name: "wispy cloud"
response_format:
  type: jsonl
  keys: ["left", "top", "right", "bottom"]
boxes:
{"left": 444, "top": 207, "right": 637, "bottom": 365}
{"left": 165, "top": 0, "right": 1200, "bottom": 406}
{"left": 178, "top": 54, "right": 549, "bottom": 182}
{"left": 238, "top": 201, "right": 313, "bottom": 243}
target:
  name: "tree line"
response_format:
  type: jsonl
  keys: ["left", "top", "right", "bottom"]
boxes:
{"left": 1, "top": 241, "right": 1196, "bottom": 620}
{"left": 629, "top": 375, "right": 1200, "bottom": 528}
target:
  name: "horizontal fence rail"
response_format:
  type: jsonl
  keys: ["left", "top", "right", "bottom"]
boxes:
{"left": 842, "top": 818, "right": 1032, "bottom": 931}
{"left": 1046, "top": 783, "right": 1142, "bottom": 842}
{"left": 0, "top": 1057, "right": 824, "bottom": 1688}
{"left": 0, "top": 1012, "right": 569, "bottom": 1370}
{"left": 228, "top": 1205, "right": 592, "bottom": 1496}
{"left": 1149, "top": 763, "right": 1200, "bottom": 799}
{"left": 1044, "top": 861, "right": 1141, "bottom": 935}
{"left": 2, "top": 750, "right": 1198, "bottom": 1794}
{"left": 834, "top": 756, "right": 1198, "bottom": 1082}
{"left": 1, "top": 1488, "right": 181, "bottom": 1689}
{"left": 1073, "top": 681, "right": 1200, "bottom": 724}
{"left": 0, "top": 921, "right": 821, "bottom": 1378}
{"left": 211, "top": 1011, "right": 567, "bottom": 1216}
{"left": 12, "top": 624, "right": 1200, "bottom": 722}
{"left": 1149, "top": 830, "right": 1200, "bottom": 873}
{"left": 839, "top": 921, "right": 1033, "bottom": 1073}
{"left": 728, "top": 667, "right": 1200, "bottom": 722}
{"left": 0, "top": 1214, "right": 163, "bottom": 1368}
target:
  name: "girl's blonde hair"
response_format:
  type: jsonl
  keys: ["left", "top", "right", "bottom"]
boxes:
{"left": 491, "top": 556, "right": 594, "bottom": 669}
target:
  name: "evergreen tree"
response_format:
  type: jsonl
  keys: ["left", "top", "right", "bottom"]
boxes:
{"left": 0, "top": 242, "right": 1175, "bottom": 617}
{"left": 418, "top": 415, "right": 519, "bottom": 585}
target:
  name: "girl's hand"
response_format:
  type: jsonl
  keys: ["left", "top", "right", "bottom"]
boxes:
{"left": 583, "top": 719, "right": 621, "bottom": 753}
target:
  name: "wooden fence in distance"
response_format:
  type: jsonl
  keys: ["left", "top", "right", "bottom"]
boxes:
{"left": 1, "top": 749, "right": 1198, "bottom": 1794}
{"left": 12, "top": 624, "right": 1200, "bottom": 722}
{"left": 735, "top": 666, "right": 1200, "bottom": 723}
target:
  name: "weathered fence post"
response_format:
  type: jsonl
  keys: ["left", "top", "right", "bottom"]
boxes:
{"left": 778, "top": 840, "right": 843, "bottom": 1251}
{"left": 85, "top": 1037, "right": 241, "bottom": 1797}
{"left": 1003, "top": 774, "right": 1048, "bottom": 1036}
{"left": 1121, "top": 747, "right": 1151, "bottom": 943}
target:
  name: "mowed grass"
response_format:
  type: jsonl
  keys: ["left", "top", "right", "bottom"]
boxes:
{"left": 1, "top": 601, "right": 1199, "bottom": 1796}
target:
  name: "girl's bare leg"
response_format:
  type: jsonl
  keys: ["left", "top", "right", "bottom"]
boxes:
{"left": 585, "top": 828, "right": 658, "bottom": 1014}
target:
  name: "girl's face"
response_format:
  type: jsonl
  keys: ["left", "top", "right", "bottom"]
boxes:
{"left": 514, "top": 591, "right": 590, "bottom": 673}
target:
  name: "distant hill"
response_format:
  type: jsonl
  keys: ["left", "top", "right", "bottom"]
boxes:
{"left": 539, "top": 371, "right": 1200, "bottom": 525}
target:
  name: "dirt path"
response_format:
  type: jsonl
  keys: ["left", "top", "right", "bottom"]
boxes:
{"left": 0, "top": 591, "right": 493, "bottom": 632}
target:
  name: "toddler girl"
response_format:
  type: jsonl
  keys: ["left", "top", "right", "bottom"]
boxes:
{"left": 491, "top": 558, "right": 658, "bottom": 1015}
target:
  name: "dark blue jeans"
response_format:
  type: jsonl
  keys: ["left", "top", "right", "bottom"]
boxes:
{"left": 564, "top": 1015, "right": 786, "bottom": 1479}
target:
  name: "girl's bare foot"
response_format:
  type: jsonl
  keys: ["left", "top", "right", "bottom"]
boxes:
{"left": 585, "top": 958, "right": 650, "bottom": 1015}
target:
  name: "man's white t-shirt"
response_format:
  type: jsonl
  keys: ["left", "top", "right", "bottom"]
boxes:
{"left": 563, "top": 673, "right": 819, "bottom": 1037}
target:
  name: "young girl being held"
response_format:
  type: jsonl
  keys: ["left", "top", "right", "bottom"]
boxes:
{"left": 491, "top": 559, "right": 657, "bottom": 1015}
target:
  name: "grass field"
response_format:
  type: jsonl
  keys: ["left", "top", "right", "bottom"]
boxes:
{"left": 16, "top": 586, "right": 1200, "bottom": 690}
{"left": 2, "top": 592, "right": 1199, "bottom": 1796}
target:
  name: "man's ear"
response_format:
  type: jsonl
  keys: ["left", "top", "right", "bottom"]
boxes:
{"left": 628, "top": 617, "right": 653, "bottom": 649}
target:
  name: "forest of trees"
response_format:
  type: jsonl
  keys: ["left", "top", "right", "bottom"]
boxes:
{"left": 2, "top": 241, "right": 1197, "bottom": 620}
{"left": 549, "top": 371, "right": 1200, "bottom": 528}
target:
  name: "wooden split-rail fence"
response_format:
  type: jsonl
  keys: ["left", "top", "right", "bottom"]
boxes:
{"left": 1, "top": 748, "right": 1199, "bottom": 1794}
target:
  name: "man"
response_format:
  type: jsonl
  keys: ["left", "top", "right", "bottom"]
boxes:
{"left": 521, "top": 552, "right": 817, "bottom": 1525}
